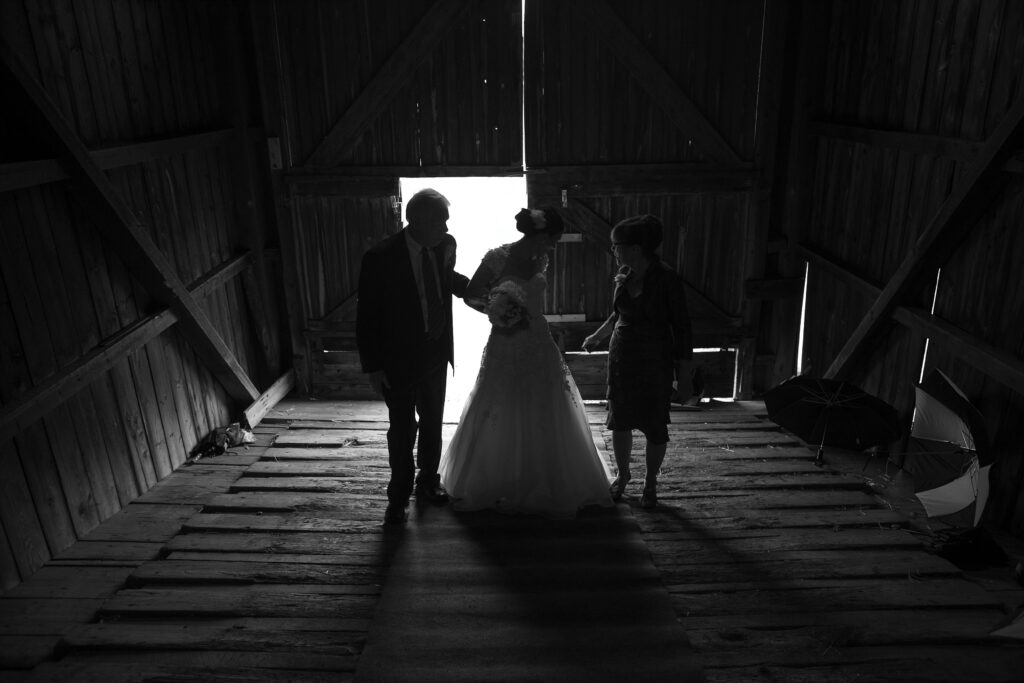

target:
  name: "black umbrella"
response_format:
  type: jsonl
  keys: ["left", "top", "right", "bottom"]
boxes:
{"left": 763, "top": 376, "right": 902, "bottom": 465}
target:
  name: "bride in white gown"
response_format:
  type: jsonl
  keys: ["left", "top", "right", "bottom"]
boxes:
{"left": 439, "top": 208, "right": 613, "bottom": 518}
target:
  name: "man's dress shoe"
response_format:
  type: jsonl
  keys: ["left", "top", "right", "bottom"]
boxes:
{"left": 384, "top": 504, "right": 408, "bottom": 524}
{"left": 414, "top": 483, "right": 449, "bottom": 505}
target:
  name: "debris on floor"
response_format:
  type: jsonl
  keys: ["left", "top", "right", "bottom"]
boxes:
{"left": 189, "top": 422, "right": 255, "bottom": 460}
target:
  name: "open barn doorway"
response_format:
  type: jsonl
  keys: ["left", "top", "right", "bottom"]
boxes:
{"left": 399, "top": 176, "right": 527, "bottom": 420}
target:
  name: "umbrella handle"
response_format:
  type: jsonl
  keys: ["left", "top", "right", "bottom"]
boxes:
{"left": 814, "top": 424, "right": 827, "bottom": 467}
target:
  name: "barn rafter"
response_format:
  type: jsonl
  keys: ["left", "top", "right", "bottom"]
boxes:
{"left": 579, "top": 0, "right": 741, "bottom": 164}
{"left": 0, "top": 36, "right": 259, "bottom": 405}
{"left": 801, "top": 243, "right": 1024, "bottom": 396}
{"left": 824, "top": 93, "right": 1024, "bottom": 380}
{"left": 1, "top": 8, "right": 1023, "bottom": 678}
{"left": 304, "top": 0, "right": 478, "bottom": 169}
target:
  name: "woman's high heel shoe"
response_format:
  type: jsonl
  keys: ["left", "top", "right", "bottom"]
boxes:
{"left": 640, "top": 485, "right": 657, "bottom": 509}
{"left": 609, "top": 477, "right": 630, "bottom": 501}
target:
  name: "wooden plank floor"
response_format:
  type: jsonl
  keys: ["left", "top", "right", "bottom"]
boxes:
{"left": 637, "top": 401, "right": 1024, "bottom": 682}
{"left": 1, "top": 398, "right": 1021, "bottom": 681}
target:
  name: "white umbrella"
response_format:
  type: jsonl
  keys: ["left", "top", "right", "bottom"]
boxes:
{"left": 905, "top": 369, "right": 990, "bottom": 527}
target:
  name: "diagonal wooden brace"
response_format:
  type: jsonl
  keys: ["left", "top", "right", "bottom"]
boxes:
{"left": 1, "top": 37, "right": 259, "bottom": 404}
{"left": 824, "top": 93, "right": 1024, "bottom": 380}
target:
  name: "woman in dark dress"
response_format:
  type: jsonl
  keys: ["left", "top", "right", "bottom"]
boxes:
{"left": 582, "top": 215, "right": 693, "bottom": 508}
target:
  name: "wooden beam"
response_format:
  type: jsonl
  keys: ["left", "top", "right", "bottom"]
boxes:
{"left": 0, "top": 129, "right": 235, "bottom": 193}
{"left": 242, "top": 369, "right": 295, "bottom": 429}
{"left": 247, "top": 2, "right": 308, "bottom": 392}
{"left": 288, "top": 175, "right": 400, "bottom": 198}
{"left": 0, "top": 160, "right": 64, "bottom": 193}
{"left": 892, "top": 307, "right": 1024, "bottom": 396}
{"left": 321, "top": 294, "right": 358, "bottom": 323}
{"left": 735, "top": 0, "right": 793, "bottom": 399}
{"left": 744, "top": 276, "right": 805, "bottom": 300}
{"left": 305, "top": 0, "right": 475, "bottom": 167}
{"left": 0, "top": 312, "right": 176, "bottom": 445}
{"left": 91, "top": 129, "right": 234, "bottom": 168}
{"left": 766, "top": 0, "right": 830, "bottom": 391}
{"left": 1, "top": 37, "right": 259, "bottom": 404}
{"left": 189, "top": 252, "right": 253, "bottom": 299}
{"left": 799, "top": 244, "right": 1024, "bottom": 395}
{"left": 580, "top": 0, "right": 741, "bottom": 164}
{"left": 527, "top": 164, "right": 757, "bottom": 198}
{"left": 0, "top": 253, "right": 252, "bottom": 444}
{"left": 824, "top": 94, "right": 1024, "bottom": 380}
{"left": 288, "top": 165, "right": 524, "bottom": 179}
{"left": 797, "top": 243, "right": 880, "bottom": 299}
{"left": 219, "top": 1, "right": 280, "bottom": 381}
{"left": 809, "top": 121, "right": 981, "bottom": 161}
{"left": 561, "top": 198, "right": 612, "bottom": 251}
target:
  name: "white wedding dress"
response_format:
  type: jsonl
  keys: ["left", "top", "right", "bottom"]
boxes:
{"left": 439, "top": 246, "right": 613, "bottom": 518}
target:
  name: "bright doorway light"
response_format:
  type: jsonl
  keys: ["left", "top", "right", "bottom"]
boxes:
{"left": 796, "top": 261, "right": 809, "bottom": 375}
{"left": 399, "top": 176, "right": 527, "bottom": 419}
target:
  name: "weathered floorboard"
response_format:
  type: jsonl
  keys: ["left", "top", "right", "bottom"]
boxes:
{"left": 7, "top": 398, "right": 1020, "bottom": 681}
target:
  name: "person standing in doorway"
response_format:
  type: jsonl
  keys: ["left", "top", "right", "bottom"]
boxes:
{"left": 357, "top": 189, "right": 470, "bottom": 524}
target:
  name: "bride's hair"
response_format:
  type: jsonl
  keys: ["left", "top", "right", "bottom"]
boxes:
{"left": 515, "top": 208, "right": 564, "bottom": 237}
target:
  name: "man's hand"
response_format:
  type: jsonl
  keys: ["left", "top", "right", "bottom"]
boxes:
{"left": 581, "top": 335, "right": 601, "bottom": 353}
{"left": 368, "top": 371, "right": 390, "bottom": 397}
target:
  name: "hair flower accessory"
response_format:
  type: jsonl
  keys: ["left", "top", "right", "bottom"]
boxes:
{"left": 487, "top": 280, "right": 531, "bottom": 333}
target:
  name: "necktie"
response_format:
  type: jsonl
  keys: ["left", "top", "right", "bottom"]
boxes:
{"left": 421, "top": 246, "right": 444, "bottom": 339}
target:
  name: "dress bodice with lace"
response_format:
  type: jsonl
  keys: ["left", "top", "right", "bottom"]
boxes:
{"left": 438, "top": 245, "right": 613, "bottom": 518}
{"left": 484, "top": 244, "right": 547, "bottom": 314}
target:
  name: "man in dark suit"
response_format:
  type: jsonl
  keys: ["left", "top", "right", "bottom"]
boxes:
{"left": 356, "top": 189, "right": 470, "bottom": 524}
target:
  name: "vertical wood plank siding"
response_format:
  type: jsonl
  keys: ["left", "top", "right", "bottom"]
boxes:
{"left": 289, "top": 193, "right": 398, "bottom": 321}
{"left": 266, "top": 0, "right": 523, "bottom": 395}
{"left": 0, "top": 0, "right": 265, "bottom": 588}
{"left": 800, "top": 0, "right": 1024, "bottom": 533}
{"left": 274, "top": 0, "right": 523, "bottom": 167}
{"left": 524, "top": 0, "right": 764, "bottom": 352}
{"left": 526, "top": 0, "right": 762, "bottom": 166}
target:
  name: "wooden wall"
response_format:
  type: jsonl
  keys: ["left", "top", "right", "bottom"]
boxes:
{"left": 525, "top": 0, "right": 777, "bottom": 396}
{"left": 0, "top": 0, "right": 281, "bottom": 589}
{"left": 266, "top": 0, "right": 523, "bottom": 168}
{"left": 251, "top": 0, "right": 524, "bottom": 395}
{"left": 791, "top": 0, "right": 1024, "bottom": 533}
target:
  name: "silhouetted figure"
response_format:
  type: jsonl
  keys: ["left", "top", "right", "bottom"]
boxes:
{"left": 583, "top": 215, "right": 693, "bottom": 509}
{"left": 357, "top": 189, "right": 469, "bottom": 524}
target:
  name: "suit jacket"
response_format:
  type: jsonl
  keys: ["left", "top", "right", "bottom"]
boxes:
{"left": 356, "top": 230, "right": 469, "bottom": 388}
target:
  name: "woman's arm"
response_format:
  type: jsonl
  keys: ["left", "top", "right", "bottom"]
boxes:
{"left": 462, "top": 262, "right": 496, "bottom": 313}
{"left": 581, "top": 312, "right": 618, "bottom": 352}
{"left": 582, "top": 267, "right": 626, "bottom": 351}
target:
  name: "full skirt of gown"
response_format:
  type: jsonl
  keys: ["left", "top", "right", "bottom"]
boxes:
{"left": 439, "top": 314, "right": 613, "bottom": 518}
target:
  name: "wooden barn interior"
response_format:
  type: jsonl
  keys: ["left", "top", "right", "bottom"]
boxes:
{"left": 2, "top": 0, "right": 1024, "bottom": 680}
